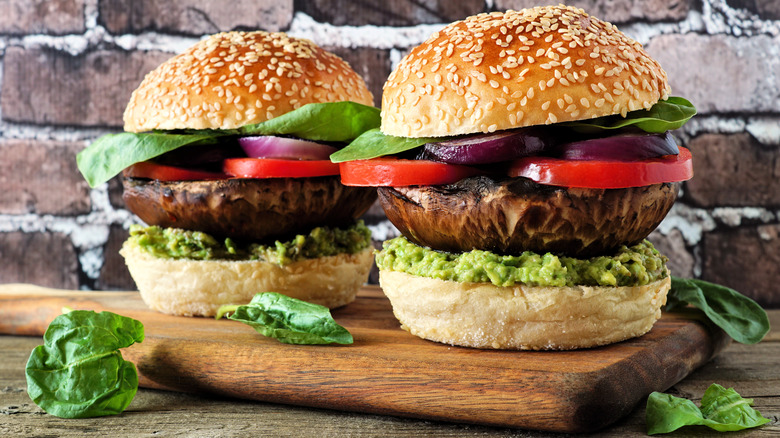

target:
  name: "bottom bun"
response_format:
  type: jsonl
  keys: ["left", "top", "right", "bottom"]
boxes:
{"left": 379, "top": 270, "right": 670, "bottom": 350}
{"left": 121, "top": 243, "right": 374, "bottom": 317}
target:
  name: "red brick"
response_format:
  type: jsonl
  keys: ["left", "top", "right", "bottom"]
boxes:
{"left": 298, "top": 0, "right": 484, "bottom": 26}
{"left": 98, "top": 225, "right": 136, "bottom": 290}
{"left": 1, "top": 47, "right": 171, "bottom": 127}
{"left": 98, "top": 0, "right": 292, "bottom": 35}
{"left": 0, "top": 139, "right": 90, "bottom": 215}
{"left": 494, "top": 0, "right": 692, "bottom": 22}
{"left": 648, "top": 228, "right": 695, "bottom": 279}
{"left": 646, "top": 34, "right": 780, "bottom": 114}
{"left": 0, "top": 232, "right": 80, "bottom": 289}
{"left": 683, "top": 133, "right": 780, "bottom": 208}
{"left": 702, "top": 225, "right": 780, "bottom": 308}
{"left": 107, "top": 177, "right": 126, "bottom": 210}
{"left": 727, "top": 0, "right": 780, "bottom": 20}
{"left": 325, "top": 47, "right": 390, "bottom": 108}
{"left": 0, "top": 0, "right": 86, "bottom": 35}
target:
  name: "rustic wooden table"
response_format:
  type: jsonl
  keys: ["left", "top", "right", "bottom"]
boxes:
{"left": 2, "top": 311, "right": 778, "bottom": 437}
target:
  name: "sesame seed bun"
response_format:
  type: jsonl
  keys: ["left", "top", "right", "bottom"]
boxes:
{"left": 117, "top": 31, "right": 377, "bottom": 316}
{"left": 121, "top": 242, "right": 374, "bottom": 317}
{"left": 381, "top": 5, "right": 671, "bottom": 137}
{"left": 124, "top": 31, "right": 374, "bottom": 132}
{"left": 379, "top": 270, "right": 670, "bottom": 350}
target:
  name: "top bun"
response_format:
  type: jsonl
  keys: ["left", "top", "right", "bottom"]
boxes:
{"left": 381, "top": 5, "right": 671, "bottom": 137}
{"left": 124, "top": 31, "right": 374, "bottom": 132}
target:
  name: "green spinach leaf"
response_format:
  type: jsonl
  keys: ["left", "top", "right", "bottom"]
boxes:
{"left": 235, "top": 101, "right": 380, "bottom": 141}
{"left": 668, "top": 277, "right": 769, "bottom": 344}
{"left": 562, "top": 96, "right": 696, "bottom": 133}
{"left": 77, "top": 101, "right": 380, "bottom": 187}
{"left": 646, "top": 384, "right": 770, "bottom": 434}
{"left": 217, "top": 292, "right": 353, "bottom": 345}
{"left": 25, "top": 310, "right": 145, "bottom": 418}
{"left": 331, "top": 97, "right": 695, "bottom": 163}
{"left": 77, "top": 132, "right": 220, "bottom": 188}
{"left": 329, "top": 128, "right": 441, "bottom": 162}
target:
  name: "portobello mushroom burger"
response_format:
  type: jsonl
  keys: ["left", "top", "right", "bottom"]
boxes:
{"left": 331, "top": 5, "right": 696, "bottom": 349}
{"left": 78, "top": 31, "right": 379, "bottom": 316}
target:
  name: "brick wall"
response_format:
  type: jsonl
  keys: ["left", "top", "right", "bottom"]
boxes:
{"left": 1, "top": 0, "right": 778, "bottom": 307}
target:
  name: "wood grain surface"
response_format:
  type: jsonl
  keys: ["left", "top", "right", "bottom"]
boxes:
{"left": 0, "top": 283, "right": 731, "bottom": 433}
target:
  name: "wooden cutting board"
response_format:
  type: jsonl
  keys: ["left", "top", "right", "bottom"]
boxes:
{"left": 0, "top": 283, "right": 730, "bottom": 433}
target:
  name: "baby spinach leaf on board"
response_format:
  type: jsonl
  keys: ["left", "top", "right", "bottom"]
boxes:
{"left": 700, "top": 383, "right": 771, "bottom": 429}
{"left": 667, "top": 277, "right": 769, "bottom": 344}
{"left": 562, "top": 97, "right": 696, "bottom": 133}
{"left": 646, "top": 384, "right": 770, "bottom": 434}
{"left": 77, "top": 102, "right": 380, "bottom": 187}
{"left": 25, "top": 310, "right": 145, "bottom": 419}
{"left": 219, "top": 292, "right": 353, "bottom": 345}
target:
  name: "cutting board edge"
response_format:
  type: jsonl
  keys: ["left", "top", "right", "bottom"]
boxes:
{"left": 119, "top": 314, "right": 729, "bottom": 433}
{"left": 0, "top": 283, "right": 731, "bottom": 433}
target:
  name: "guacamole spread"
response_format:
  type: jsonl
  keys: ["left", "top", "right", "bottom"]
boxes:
{"left": 375, "top": 236, "right": 668, "bottom": 288}
{"left": 127, "top": 221, "right": 372, "bottom": 265}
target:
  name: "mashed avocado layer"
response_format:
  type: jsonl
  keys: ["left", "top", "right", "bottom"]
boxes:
{"left": 127, "top": 221, "right": 372, "bottom": 265}
{"left": 375, "top": 236, "right": 668, "bottom": 288}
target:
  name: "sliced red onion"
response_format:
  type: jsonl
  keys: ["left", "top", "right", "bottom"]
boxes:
{"left": 553, "top": 132, "right": 679, "bottom": 161}
{"left": 239, "top": 136, "right": 338, "bottom": 160}
{"left": 421, "top": 129, "right": 549, "bottom": 165}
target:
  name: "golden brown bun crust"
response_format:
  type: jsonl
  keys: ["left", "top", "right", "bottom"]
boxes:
{"left": 381, "top": 5, "right": 671, "bottom": 137}
{"left": 124, "top": 31, "right": 374, "bottom": 132}
{"left": 379, "top": 270, "right": 670, "bottom": 350}
{"left": 121, "top": 243, "right": 374, "bottom": 317}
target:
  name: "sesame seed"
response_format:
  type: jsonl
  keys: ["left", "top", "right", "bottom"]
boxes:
{"left": 368, "top": 6, "right": 671, "bottom": 136}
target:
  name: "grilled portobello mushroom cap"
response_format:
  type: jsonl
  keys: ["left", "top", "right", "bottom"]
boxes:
{"left": 123, "top": 176, "right": 377, "bottom": 242}
{"left": 378, "top": 176, "right": 678, "bottom": 257}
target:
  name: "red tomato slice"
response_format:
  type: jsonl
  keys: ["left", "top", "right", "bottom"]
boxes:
{"left": 124, "top": 161, "right": 228, "bottom": 181}
{"left": 507, "top": 147, "right": 693, "bottom": 189}
{"left": 223, "top": 158, "right": 339, "bottom": 178}
{"left": 339, "top": 158, "right": 483, "bottom": 187}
